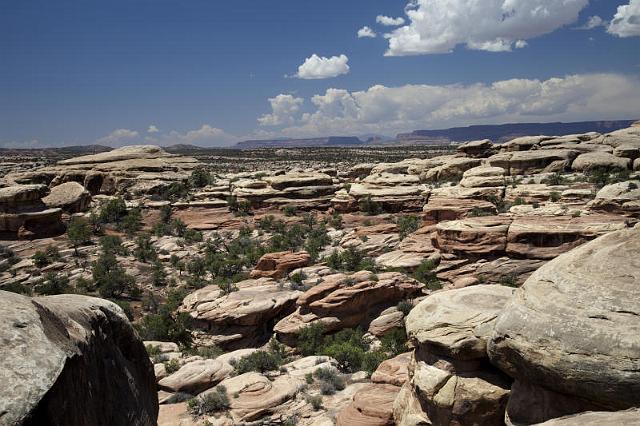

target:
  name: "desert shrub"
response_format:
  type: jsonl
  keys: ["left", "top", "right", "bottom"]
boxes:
{"left": 361, "top": 350, "right": 387, "bottom": 374}
{"left": 161, "top": 182, "right": 190, "bottom": 201}
{"left": 586, "top": 167, "right": 630, "bottom": 188}
{"left": 164, "top": 359, "right": 181, "bottom": 374}
{"left": 381, "top": 327, "right": 408, "bottom": 357}
{"left": 397, "top": 215, "right": 420, "bottom": 240}
{"left": 134, "top": 234, "right": 157, "bottom": 263}
{"left": 93, "top": 250, "right": 135, "bottom": 298}
{"left": 189, "top": 166, "right": 214, "bottom": 188}
{"left": 306, "top": 395, "right": 323, "bottom": 410}
{"left": 233, "top": 350, "right": 283, "bottom": 374}
{"left": 468, "top": 207, "right": 492, "bottom": 217}
{"left": 282, "top": 205, "right": 297, "bottom": 216}
{"left": 512, "top": 197, "right": 526, "bottom": 206}
{"left": 98, "top": 197, "right": 128, "bottom": 223}
{"left": 321, "top": 329, "right": 368, "bottom": 373}
{"left": 188, "top": 386, "right": 229, "bottom": 416}
{"left": 396, "top": 300, "right": 413, "bottom": 316}
{"left": 35, "top": 272, "right": 71, "bottom": 295}
{"left": 359, "top": 195, "right": 383, "bottom": 215}
{"left": 290, "top": 271, "right": 307, "bottom": 286}
{"left": 325, "top": 248, "right": 374, "bottom": 272}
{"left": 32, "top": 250, "right": 51, "bottom": 268}
{"left": 298, "top": 323, "right": 326, "bottom": 356}
{"left": 549, "top": 191, "right": 561, "bottom": 202}
{"left": 413, "top": 260, "right": 442, "bottom": 290}
{"left": 119, "top": 207, "right": 142, "bottom": 235}
{"left": 499, "top": 274, "right": 518, "bottom": 288}
{"left": 2, "top": 281, "right": 32, "bottom": 295}
{"left": 314, "top": 367, "right": 345, "bottom": 394}
{"left": 542, "top": 172, "right": 568, "bottom": 186}
{"left": 258, "top": 215, "right": 275, "bottom": 231}
{"left": 305, "top": 372, "right": 314, "bottom": 384}
{"left": 329, "top": 212, "right": 343, "bottom": 229}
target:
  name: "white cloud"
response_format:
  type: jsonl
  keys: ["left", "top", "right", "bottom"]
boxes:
{"left": 357, "top": 26, "right": 377, "bottom": 38}
{"left": 96, "top": 128, "right": 139, "bottom": 146}
{"left": 576, "top": 15, "right": 607, "bottom": 30}
{"left": 295, "top": 54, "right": 350, "bottom": 79}
{"left": 258, "top": 94, "right": 304, "bottom": 126}
{"left": 266, "top": 74, "right": 640, "bottom": 137}
{"left": 376, "top": 15, "right": 405, "bottom": 26}
{"left": 384, "top": 0, "right": 589, "bottom": 56}
{"left": 514, "top": 40, "right": 528, "bottom": 49}
{"left": 147, "top": 124, "right": 159, "bottom": 133}
{"left": 165, "top": 124, "right": 238, "bottom": 146}
{"left": 608, "top": 0, "right": 640, "bottom": 37}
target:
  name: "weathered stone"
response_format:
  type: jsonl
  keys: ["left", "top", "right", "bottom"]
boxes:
{"left": 459, "top": 166, "right": 506, "bottom": 188}
{"left": 406, "top": 285, "right": 514, "bottom": 360}
{"left": 488, "top": 149, "right": 579, "bottom": 175}
{"left": 423, "top": 197, "right": 497, "bottom": 223}
{"left": 42, "top": 181, "right": 91, "bottom": 212}
{"left": 250, "top": 251, "right": 311, "bottom": 279}
{"left": 457, "top": 139, "right": 496, "bottom": 158}
{"left": 275, "top": 272, "right": 423, "bottom": 344}
{"left": 336, "top": 383, "right": 401, "bottom": 426}
{"left": 433, "top": 217, "right": 511, "bottom": 255}
{"left": 0, "top": 291, "right": 158, "bottom": 425}
{"left": 181, "top": 279, "right": 301, "bottom": 349}
{"left": 372, "top": 353, "right": 412, "bottom": 386}
{"left": 158, "top": 359, "right": 233, "bottom": 394}
{"left": 571, "top": 152, "right": 631, "bottom": 172}
{"left": 535, "top": 408, "right": 640, "bottom": 425}
{"left": 489, "top": 228, "right": 640, "bottom": 421}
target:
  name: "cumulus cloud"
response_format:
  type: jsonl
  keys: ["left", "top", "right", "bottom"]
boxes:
{"left": 266, "top": 73, "right": 640, "bottom": 137}
{"left": 147, "top": 124, "right": 159, "bottom": 133}
{"left": 164, "top": 124, "right": 238, "bottom": 146}
{"left": 258, "top": 94, "right": 304, "bottom": 126}
{"left": 576, "top": 16, "right": 607, "bottom": 30}
{"left": 376, "top": 15, "right": 405, "bottom": 26}
{"left": 384, "top": 0, "right": 589, "bottom": 56}
{"left": 96, "top": 128, "right": 140, "bottom": 146}
{"left": 295, "top": 54, "right": 350, "bottom": 79}
{"left": 608, "top": 0, "right": 640, "bottom": 37}
{"left": 357, "top": 26, "right": 377, "bottom": 38}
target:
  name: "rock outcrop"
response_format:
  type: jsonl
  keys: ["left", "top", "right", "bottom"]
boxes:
{"left": 250, "top": 250, "right": 311, "bottom": 279}
{"left": 336, "top": 383, "right": 401, "bottom": 426}
{"left": 41, "top": 181, "right": 91, "bottom": 213}
{"left": 6, "top": 145, "right": 200, "bottom": 196}
{"left": 396, "top": 285, "right": 514, "bottom": 425}
{"left": 488, "top": 228, "right": 640, "bottom": 424}
{"left": 0, "top": 184, "right": 64, "bottom": 239}
{"left": 0, "top": 291, "right": 158, "bottom": 425}
{"left": 181, "top": 278, "right": 301, "bottom": 349}
{"left": 274, "top": 271, "right": 423, "bottom": 344}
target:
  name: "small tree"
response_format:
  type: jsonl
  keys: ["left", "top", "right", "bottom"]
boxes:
{"left": 134, "top": 234, "right": 157, "bottom": 263}
{"left": 92, "top": 251, "right": 135, "bottom": 298}
{"left": 67, "top": 217, "right": 92, "bottom": 256}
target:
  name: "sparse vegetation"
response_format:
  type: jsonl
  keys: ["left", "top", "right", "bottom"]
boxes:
{"left": 412, "top": 259, "right": 442, "bottom": 290}
{"left": 67, "top": 217, "right": 92, "bottom": 255}
{"left": 359, "top": 195, "right": 383, "bottom": 215}
{"left": 188, "top": 386, "right": 229, "bottom": 416}
{"left": 396, "top": 215, "right": 420, "bottom": 240}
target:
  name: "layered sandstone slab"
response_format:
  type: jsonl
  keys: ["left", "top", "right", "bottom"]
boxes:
{"left": 0, "top": 291, "right": 158, "bottom": 425}
{"left": 489, "top": 228, "right": 640, "bottom": 423}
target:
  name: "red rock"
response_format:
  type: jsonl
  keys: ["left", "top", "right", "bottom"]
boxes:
{"left": 250, "top": 251, "right": 311, "bottom": 279}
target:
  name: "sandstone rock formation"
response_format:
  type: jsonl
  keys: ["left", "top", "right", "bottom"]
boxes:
{"left": 397, "top": 285, "right": 514, "bottom": 425}
{"left": 41, "top": 181, "right": 92, "bottom": 213}
{"left": 5, "top": 145, "right": 200, "bottom": 196}
{"left": 181, "top": 278, "right": 301, "bottom": 349}
{"left": 250, "top": 250, "right": 311, "bottom": 279}
{"left": 0, "top": 184, "right": 64, "bottom": 239}
{"left": 488, "top": 228, "right": 640, "bottom": 424}
{"left": 0, "top": 291, "right": 158, "bottom": 425}
{"left": 336, "top": 383, "right": 401, "bottom": 426}
{"left": 275, "top": 271, "right": 423, "bottom": 344}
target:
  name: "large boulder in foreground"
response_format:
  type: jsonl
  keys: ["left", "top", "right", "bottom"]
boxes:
{"left": 0, "top": 291, "right": 158, "bottom": 425}
{"left": 488, "top": 228, "right": 640, "bottom": 423}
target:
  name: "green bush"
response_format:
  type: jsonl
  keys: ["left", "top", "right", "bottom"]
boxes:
{"left": 98, "top": 197, "right": 128, "bottom": 223}
{"left": 233, "top": 350, "right": 283, "bottom": 374}
{"left": 188, "top": 386, "right": 229, "bottom": 416}
{"left": 298, "top": 323, "right": 326, "bottom": 356}
{"left": 359, "top": 195, "right": 383, "bottom": 215}
{"left": 93, "top": 251, "right": 135, "bottom": 298}
{"left": 325, "top": 248, "right": 374, "bottom": 272}
{"left": 362, "top": 350, "right": 387, "bottom": 374}
{"left": 549, "top": 191, "right": 561, "bottom": 202}
{"left": 313, "top": 367, "right": 345, "bottom": 394}
{"left": 189, "top": 166, "right": 214, "bottom": 188}
{"left": 2, "top": 281, "right": 32, "bottom": 295}
{"left": 306, "top": 395, "right": 323, "bottom": 410}
{"left": 396, "top": 215, "right": 420, "bottom": 240}
{"left": 164, "top": 359, "right": 181, "bottom": 374}
{"left": 67, "top": 217, "right": 92, "bottom": 255}
{"left": 119, "top": 207, "right": 142, "bottom": 235}
{"left": 282, "top": 205, "right": 297, "bottom": 216}
{"left": 32, "top": 250, "right": 50, "bottom": 268}
{"left": 380, "top": 327, "right": 408, "bottom": 357}
{"left": 99, "top": 235, "right": 128, "bottom": 255}
{"left": 396, "top": 300, "right": 413, "bottom": 316}
{"left": 35, "top": 272, "right": 71, "bottom": 295}
{"left": 134, "top": 234, "right": 157, "bottom": 263}
{"left": 412, "top": 260, "right": 442, "bottom": 290}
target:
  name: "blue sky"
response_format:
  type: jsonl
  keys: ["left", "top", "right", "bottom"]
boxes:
{"left": 1, "top": 0, "right": 639, "bottom": 147}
